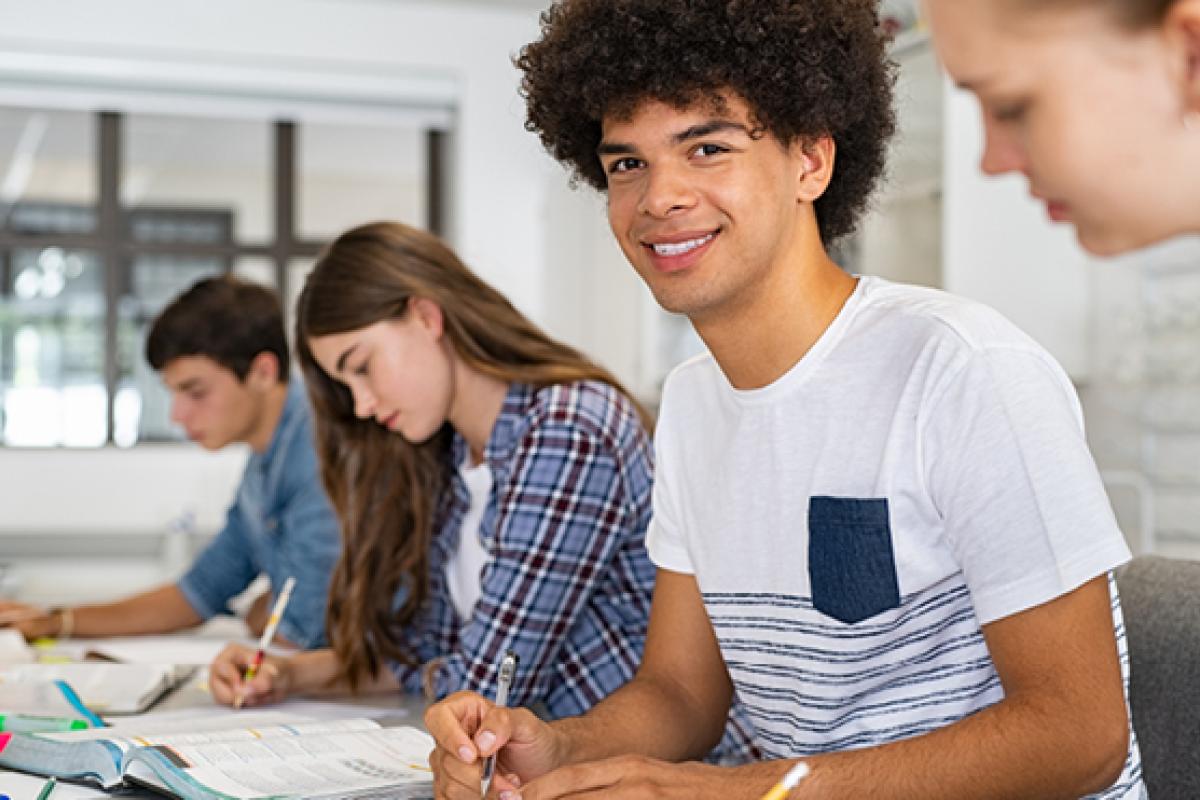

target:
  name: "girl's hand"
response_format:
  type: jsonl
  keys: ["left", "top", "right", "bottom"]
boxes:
{"left": 208, "top": 642, "right": 292, "bottom": 707}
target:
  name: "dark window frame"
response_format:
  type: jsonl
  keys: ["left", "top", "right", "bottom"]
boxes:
{"left": 0, "top": 112, "right": 447, "bottom": 446}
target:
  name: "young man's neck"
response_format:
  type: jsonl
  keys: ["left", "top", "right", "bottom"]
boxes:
{"left": 246, "top": 382, "right": 291, "bottom": 453}
{"left": 693, "top": 237, "right": 857, "bottom": 391}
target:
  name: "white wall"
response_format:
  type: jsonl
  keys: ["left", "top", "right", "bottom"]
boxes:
{"left": 0, "top": 0, "right": 553, "bottom": 538}
{"left": 1, "top": 446, "right": 245, "bottom": 534}
{"left": 540, "top": 178, "right": 663, "bottom": 399}
{"left": 856, "top": 41, "right": 943, "bottom": 290}
{"left": 942, "top": 81, "right": 1091, "bottom": 380}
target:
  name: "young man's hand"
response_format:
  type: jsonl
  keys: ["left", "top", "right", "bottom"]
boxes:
{"left": 487, "top": 757, "right": 792, "bottom": 800}
{"left": 209, "top": 642, "right": 293, "bottom": 707}
{"left": 426, "top": 691, "right": 567, "bottom": 799}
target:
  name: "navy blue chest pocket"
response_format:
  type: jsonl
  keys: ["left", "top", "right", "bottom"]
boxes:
{"left": 808, "top": 496, "right": 900, "bottom": 624}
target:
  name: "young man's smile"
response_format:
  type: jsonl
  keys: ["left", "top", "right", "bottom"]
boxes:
{"left": 641, "top": 228, "right": 721, "bottom": 274}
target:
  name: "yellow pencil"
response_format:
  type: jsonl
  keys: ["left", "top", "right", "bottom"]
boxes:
{"left": 759, "top": 762, "right": 810, "bottom": 800}
{"left": 234, "top": 576, "right": 295, "bottom": 709}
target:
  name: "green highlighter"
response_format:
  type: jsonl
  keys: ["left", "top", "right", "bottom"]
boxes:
{"left": 0, "top": 713, "right": 89, "bottom": 733}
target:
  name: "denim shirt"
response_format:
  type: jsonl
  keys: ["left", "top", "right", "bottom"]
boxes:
{"left": 176, "top": 381, "right": 341, "bottom": 648}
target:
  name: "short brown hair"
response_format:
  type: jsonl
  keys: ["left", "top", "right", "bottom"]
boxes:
{"left": 516, "top": 0, "right": 897, "bottom": 244}
{"left": 146, "top": 275, "right": 289, "bottom": 382}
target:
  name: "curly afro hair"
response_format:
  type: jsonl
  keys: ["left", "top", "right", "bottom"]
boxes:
{"left": 516, "top": 0, "right": 897, "bottom": 244}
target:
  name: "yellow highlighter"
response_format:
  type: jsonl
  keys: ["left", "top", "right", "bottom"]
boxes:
{"left": 759, "top": 762, "right": 810, "bottom": 800}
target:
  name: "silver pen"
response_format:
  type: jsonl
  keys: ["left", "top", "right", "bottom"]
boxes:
{"left": 480, "top": 650, "right": 518, "bottom": 798}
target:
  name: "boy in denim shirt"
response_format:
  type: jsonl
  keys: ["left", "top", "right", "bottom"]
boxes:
{"left": 0, "top": 276, "right": 340, "bottom": 648}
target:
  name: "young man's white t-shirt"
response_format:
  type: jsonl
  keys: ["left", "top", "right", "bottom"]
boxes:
{"left": 646, "top": 276, "right": 1145, "bottom": 798}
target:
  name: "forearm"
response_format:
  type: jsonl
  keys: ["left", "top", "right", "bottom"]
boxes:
{"left": 552, "top": 670, "right": 730, "bottom": 767}
{"left": 67, "top": 584, "right": 204, "bottom": 637}
{"left": 800, "top": 694, "right": 1128, "bottom": 800}
{"left": 285, "top": 649, "right": 400, "bottom": 696}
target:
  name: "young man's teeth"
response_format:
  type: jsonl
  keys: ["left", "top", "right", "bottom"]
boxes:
{"left": 652, "top": 233, "right": 714, "bottom": 256}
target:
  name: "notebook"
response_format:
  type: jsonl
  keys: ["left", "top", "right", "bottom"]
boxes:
{"left": 0, "top": 713, "right": 434, "bottom": 799}
{"left": 0, "top": 629, "right": 35, "bottom": 665}
{"left": 0, "top": 662, "right": 196, "bottom": 715}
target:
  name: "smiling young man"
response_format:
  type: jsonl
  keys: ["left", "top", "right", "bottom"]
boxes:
{"left": 421, "top": 1, "right": 1145, "bottom": 798}
{"left": 0, "top": 276, "right": 340, "bottom": 649}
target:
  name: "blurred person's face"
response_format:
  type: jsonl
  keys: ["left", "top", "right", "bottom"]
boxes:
{"left": 162, "top": 355, "right": 273, "bottom": 450}
{"left": 306, "top": 298, "right": 455, "bottom": 446}
{"left": 926, "top": 0, "right": 1200, "bottom": 256}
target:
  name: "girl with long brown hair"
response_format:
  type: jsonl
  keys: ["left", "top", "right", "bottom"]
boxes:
{"left": 208, "top": 221, "right": 656, "bottom": 719}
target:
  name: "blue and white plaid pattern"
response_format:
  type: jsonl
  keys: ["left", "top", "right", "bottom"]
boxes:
{"left": 389, "top": 381, "right": 657, "bottom": 719}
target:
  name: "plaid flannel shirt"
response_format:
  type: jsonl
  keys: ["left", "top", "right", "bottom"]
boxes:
{"left": 389, "top": 380, "right": 656, "bottom": 718}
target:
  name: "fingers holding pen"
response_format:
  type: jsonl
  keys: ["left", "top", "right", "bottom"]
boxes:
{"left": 209, "top": 643, "right": 255, "bottom": 706}
{"left": 430, "top": 746, "right": 521, "bottom": 800}
{"left": 233, "top": 661, "right": 283, "bottom": 708}
{"left": 426, "top": 692, "right": 549, "bottom": 799}
{"left": 208, "top": 643, "right": 288, "bottom": 707}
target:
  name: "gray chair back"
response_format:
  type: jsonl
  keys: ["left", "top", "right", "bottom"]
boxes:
{"left": 1116, "top": 555, "right": 1200, "bottom": 799}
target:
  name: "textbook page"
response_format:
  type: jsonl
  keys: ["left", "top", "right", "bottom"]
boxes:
{"left": 124, "top": 724, "right": 435, "bottom": 800}
{"left": 41, "top": 710, "right": 320, "bottom": 743}
{"left": 127, "top": 716, "right": 382, "bottom": 747}
{"left": 0, "top": 714, "right": 321, "bottom": 787}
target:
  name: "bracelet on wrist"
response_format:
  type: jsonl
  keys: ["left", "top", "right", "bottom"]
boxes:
{"left": 49, "top": 606, "right": 74, "bottom": 639}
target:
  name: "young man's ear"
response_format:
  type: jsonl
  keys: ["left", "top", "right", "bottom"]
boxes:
{"left": 245, "top": 351, "right": 281, "bottom": 391}
{"left": 409, "top": 296, "right": 446, "bottom": 339}
{"left": 1167, "top": 0, "right": 1200, "bottom": 116}
{"left": 794, "top": 135, "right": 837, "bottom": 203}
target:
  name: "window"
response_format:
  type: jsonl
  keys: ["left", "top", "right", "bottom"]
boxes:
{"left": 0, "top": 109, "right": 442, "bottom": 446}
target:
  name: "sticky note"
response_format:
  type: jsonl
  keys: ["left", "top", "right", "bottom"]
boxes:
{"left": 0, "top": 730, "right": 11, "bottom": 753}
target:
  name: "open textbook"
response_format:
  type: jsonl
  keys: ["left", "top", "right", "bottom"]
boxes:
{"left": 0, "top": 713, "right": 434, "bottom": 799}
{"left": 0, "top": 662, "right": 196, "bottom": 715}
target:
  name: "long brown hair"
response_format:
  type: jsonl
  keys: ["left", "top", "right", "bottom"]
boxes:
{"left": 296, "top": 221, "right": 651, "bottom": 689}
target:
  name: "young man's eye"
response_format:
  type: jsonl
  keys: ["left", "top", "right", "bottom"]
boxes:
{"left": 607, "top": 157, "right": 643, "bottom": 175}
{"left": 691, "top": 143, "right": 729, "bottom": 158}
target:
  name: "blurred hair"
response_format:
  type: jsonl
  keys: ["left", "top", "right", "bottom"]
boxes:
{"left": 146, "top": 275, "right": 288, "bottom": 382}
